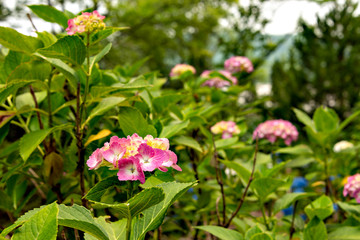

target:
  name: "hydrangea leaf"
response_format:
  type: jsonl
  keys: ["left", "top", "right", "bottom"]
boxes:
{"left": 195, "top": 226, "right": 243, "bottom": 240}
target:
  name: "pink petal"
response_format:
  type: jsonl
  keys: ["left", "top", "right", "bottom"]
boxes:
{"left": 86, "top": 148, "right": 103, "bottom": 170}
{"left": 117, "top": 157, "right": 145, "bottom": 184}
{"left": 136, "top": 144, "right": 165, "bottom": 171}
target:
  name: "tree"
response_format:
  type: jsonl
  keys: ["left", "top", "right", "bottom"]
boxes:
{"left": 271, "top": 0, "right": 360, "bottom": 120}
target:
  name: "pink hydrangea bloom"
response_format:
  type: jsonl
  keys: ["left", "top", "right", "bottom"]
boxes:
{"left": 224, "top": 56, "right": 254, "bottom": 74}
{"left": 170, "top": 64, "right": 196, "bottom": 77}
{"left": 86, "top": 133, "right": 181, "bottom": 183}
{"left": 253, "top": 119, "right": 298, "bottom": 145}
{"left": 211, "top": 121, "right": 240, "bottom": 139}
{"left": 66, "top": 10, "right": 106, "bottom": 35}
{"left": 201, "top": 70, "right": 237, "bottom": 88}
{"left": 117, "top": 157, "right": 145, "bottom": 184}
{"left": 343, "top": 174, "right": 360, "bottom": 203}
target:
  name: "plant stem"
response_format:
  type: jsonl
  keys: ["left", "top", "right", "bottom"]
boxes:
{"left": 289, "top": 200, "right": 298, "bottom": 239}
{"left": 323, "top": 150, "right": 333, "bottom": 198}
{"left": 260, "top": 201, "right": 270, "bottom": 230}
{"left": 224, "top": 137, "right": 259, "bottom": 228}
{"left": 75, "top": 81, "right": 87, "bottom": 207}
{"left": 126, "top": 217, "right": 132, "bottom": 240}
{"left": 127, "top": 181, "right": 134, "bottom": 200}
{"left": 211, "top": 134, "right": 226, "bottom": 226}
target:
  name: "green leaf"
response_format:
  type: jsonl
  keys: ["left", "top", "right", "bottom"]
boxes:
{"left": 19, "top": 129, "right": 52, "bottom": 162}
{"left": 91, "top": 77, "right": 152, "bottom": 98}
{"left": 19, "top": 124, "right": 71, "bottom": 162}
{"left": 251, "top": 233, "right": 272, "bottom": 240}
{"left": 152, "top": 94, "right": 185, "bottom": 113}
{"left": 273, "top": 192, "right": 317, "bottom": 214}
{"left": 90, "top": 187, "right": 164, "bottom": 219}
{"left": 222, "top": 160, "right": 251, "bottom": 183}
{"left": 84, "top": 217, "right": 127, "bottom": 240}
{"left": 304, "top": 217, "right": 327, "bottom": 240}
{"left": 215, "top": 137, "right": 238, "bottom": 149}
{"left": 132, "top": 181, "right": 196, "bottom": 239}
{"left": 195, "top": 226, "right": 243, "bottom": 240}
{"left": 251, "top": 177, "right": 285, "bottom": 199}
{"left": 313, "top": 106, "right": 339, "bottom": 132}
{"left": 276, "top": 144, "right": 313, "bottom": 155}
{"left": 293, "top": 108, "right": 315, "bottom": 130}
{"left": 12, "top": 202, "right": 58, "bottom": 240}
{"left": 173, "top": 135, "right": 202, "bottom": 152}
{"left": 85, "top": 97, "right": 125, "bottom": 125}
{"left": 37, "top": 35, "right": 86, "bottom": 65}
{"left": 3, "top": 50, "right": 31, "bottom": 77}
{"left": 328, "top": 226, "right": 360, "bottom": 240}
{"left": 0, "top": 80, "right": 37, "bottom": 104}
{"left": 159, "top": 120, "right": 190, "bottom": 138}
{"left": 43, "top": 152, "right": 64, "bottom": 186}
{"left": 7, "top": 60, "right": 52, "bottom": 82}
{"left": 305, "top": 195, "right": 334, "bottom": 220}
{"left": 90, "top": 27, "right": 129, "bottom": 45}
{"left": 339, "top": 109, "right": 360, "bottom": 131}
{"left": 0, "top": 27, "right": 43, "bottom": 54}
{"left": 34, "top": 53, "right": 80, "bottom": 89}
{"left": 118, "top": 106, "right": 157, "bottom": 137}
{"left": 85, "top": 175, "right": 125, "bottom": 202}
{"left": 337, "top": 201, "right": 360, "bottom": 216}
{"left": 58, "top": 204, "right": 110, "bottom": 240}
{"left": 28, "top": 5, "right": 69, "bottom": 28}
{"left": 36, "top": 32, "right": 57, "bottom": 47}
{"left": 245, "top": 225, "right": 263, "bottom": 240}
{"left": 16, "top": 91, "right": 47, "bottom": 109}
{"left": 89, "top": 43, "right": 112, "bottom": 73}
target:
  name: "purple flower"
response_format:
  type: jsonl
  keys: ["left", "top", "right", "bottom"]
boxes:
{"left": 224, "top": 56, "right": 253, "bottom": 74}
{"left": 253, "top": 119, "right": 298, "bottom": 145}
{"left": 201, "top": 70, "right": 237, "bottom": 88}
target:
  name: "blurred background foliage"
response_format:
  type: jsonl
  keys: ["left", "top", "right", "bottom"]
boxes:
{"left": 1, "top": 0, "right": 360, "bottom": 132}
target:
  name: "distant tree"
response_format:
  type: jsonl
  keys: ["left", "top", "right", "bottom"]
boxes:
{"left": 271, "top": 0, "right": 360, "bottom": 120}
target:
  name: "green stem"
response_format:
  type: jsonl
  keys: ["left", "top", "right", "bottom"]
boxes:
{"left": 126, "top": 216, "right": 132, "bottom": 240}
{"left": 260, "top": 201, "right": 270, "bottom": 230}
{"left": 127, "top": 181, "right": 134, "bottom": 200}
{"left": 80, "top": 31, "right": 91, "bottom": 125}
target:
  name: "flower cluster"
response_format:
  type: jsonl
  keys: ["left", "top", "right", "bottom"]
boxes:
{"left": 66, "top": 10, "right": 106, "bottom": 35}
{"left": 333, "top": 140, "right": 354, "bottom": 152}
{"left": 86, "top": 134, "right": 181, "bottom": 184}
{"left": 211, "top": 121, "right": 240, "bottom": 139}
{"left": 343, "top": 174, "right": 360, "bottom": 203}
{"left": 201, "top": 70, "right": 238, "bottom": 88}
{"left": 170, "top": 64, "right": 196, "bottom": 77}
{"left": 253, "top": 119, "right": 298, "bottom": 145}
{"left": 224, "top": 56, "right": 254, "bottom": 74}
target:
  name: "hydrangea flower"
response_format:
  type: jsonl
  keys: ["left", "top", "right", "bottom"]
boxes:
{"left": 86, "top": 133, "right": 181, "bottom": 184}
{"left": 66, "top": 10, "right": 106, "bottom": 35}
{"left": 333, "top": 140, "right": 354, "bottom": 152}
{"left": 253, "top": 119, "right": 298, "bottom": 145}
{"left": 211, "top": 121, "right": 240, "bottom": 139}
{"left": 170, "top": 64, "right": 196, "bottom": 77}
{"left": 224, "top": 56, "right": 254, "bottom": 74}
{"left": 343, "top": 173, "right": 360, "bottom": 203}
{"left": 201, "top": 70, "right": 237, "bottom": 88}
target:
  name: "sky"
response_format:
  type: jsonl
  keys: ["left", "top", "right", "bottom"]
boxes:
{"left": 0, "top": 0, "right": 345, "bottom": 36}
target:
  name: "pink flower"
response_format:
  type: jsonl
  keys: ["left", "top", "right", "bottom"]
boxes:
{"left": 86, "top": 133, "right": 181, "bottom": 184}
{"left": 66, "top": 10, "right": 106, "bottom": 35}
{"left": 201, "top": 70, "right": 237, "bottom": 88}
{"left": 135, "top": 143, "right": 166, "bottom": 171}
{"left": 224, "top": 56, "right": 253, "bottom": 74}
{"left": 170, "top": 64, "right": 196, "bottom": 77}
{"left": 117, "top": 156, "right": 145, "bottom": 184}
{"left": 158, "top": 150, "right": 182, "bottom": 172}
{"left": 102, "top": 142, "right": 126, "bottom": 167}
{"left": 343, "top": 174, "right": 360, "bottom": 203}
{"left": 253, "top": 119, "right": 298, "bottom": 145}
{"left": 86, "top": 148, "right": 103, "bottom": 170}
{"left": 211, "top": 121, "right": 240, "bottom": 139}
